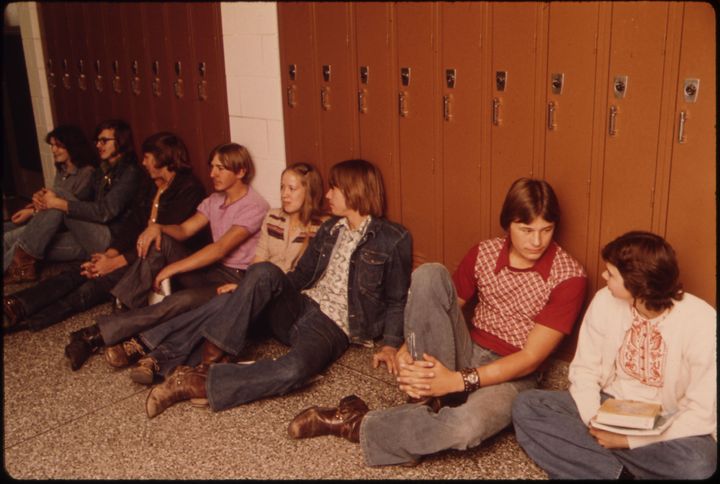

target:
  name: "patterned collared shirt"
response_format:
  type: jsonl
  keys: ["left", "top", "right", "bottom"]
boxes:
{"left": 303, "top": 215, "right": 372, "bottom": 336}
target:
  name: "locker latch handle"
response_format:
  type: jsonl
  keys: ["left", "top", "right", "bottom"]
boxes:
{"left": 152, "top": 60, "right": 161, "bottom": 97}
{"left": 112, "top": 60, "right": 122, "bottom": 94}
{"left": 174, "top": 61, "right": 184, "bottom": 99}
{"left": 358, "top": 88, "right": 368, "bottom": 114}
{"left": 47, "top": 59, "right": 56, "bottom": 89}
{"left": 609, "top": 105, "right": 618, "bottom": 136}
{"left": 94, "top": 60, "right": 104, "bottom": 93}
{"left": 443, "top": 94, "right": 453, "bottom": 121}
{"left": 287, "top": 85, "right": 297, "bottom": 108}
{"left": 320, "top": 86, "right": 331, "bottom": 111}
{"left": 131, "top": 60, "right": 141, "bottom": 96}
{"left": 198, "top": 62, "right": 208, "bottom": 101}
{"left": 547, "top": 101, "right": 557, "bottom": 130}
{"left": 62, "top": 59, "right": 71, "bottom": 90}
{"left": 78, "top": 59, "right": 87, "bottom": 91}
{"left": 492, "top": 97, "right": 501, "bottom": 126}
{"left": 399, "top": 91, "right": 409, "bottom": 117}
{"left": 678, "top": 111, "right": 688, "bottom": 144}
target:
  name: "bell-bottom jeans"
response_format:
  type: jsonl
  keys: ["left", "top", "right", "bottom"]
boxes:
{"left": 512, "top": 389, "right": 717, "bottom": 479}
{"left": 195, "top": 262, "right": 350, "bottom": 411}
{"left": 359, "top": 263, "right": 538, "bottom": 467}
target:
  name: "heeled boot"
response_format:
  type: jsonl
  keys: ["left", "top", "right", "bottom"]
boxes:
{"left": 197, "top": 339, "right": 230, "bottom": 370}
{"left": 64, "top": 324, "right": 105, "bottom": 371}
{"left": 3, "top": 295, "right": 27, "bottom": 333}
{"left": 4, "top": 246, "right": 38, "bottom": 284}
{"left": 145, "top": 365, "right": 208, "bottom": 418}
{"left": 104, "top": 337, "right": 148, "bottom": 368}
{"left": 288, "top": 394, "right": 369, "bottom": 443}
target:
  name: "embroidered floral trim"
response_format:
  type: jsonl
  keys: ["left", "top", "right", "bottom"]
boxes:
{"left": 618, "top": 306, "right": 668, "bottom": 387}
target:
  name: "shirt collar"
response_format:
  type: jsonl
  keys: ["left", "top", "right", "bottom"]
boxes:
{"left": 331, "top": 215, "right": 372, "bottom": 237}
{"left": 493, "top": 235, "right": 558, "bottom": 281}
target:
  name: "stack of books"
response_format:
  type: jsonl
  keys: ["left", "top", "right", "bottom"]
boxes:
{"left": 591, "top": 398, "right": 673, "bottom": 435}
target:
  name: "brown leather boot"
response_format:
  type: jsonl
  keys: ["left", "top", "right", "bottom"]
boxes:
{"left": 287, "top": 394, "right": 369, "bottom": 443}
{"left": 4, "top": 246, "right": 38, "bottom": 284}
{"left": 145, "top": 365, "right": 207, "bottom": 418}
{"left": 104, "top": 338, "right": 147, "bottom": 368}
{"left": 197, "top": 339, "right": 230, "bottom": 370}
{"left": 3, "top": 295, "right": 27, "bottom": 332}
{"left": 130, "top": 356, "right": 159, "bottom": 385}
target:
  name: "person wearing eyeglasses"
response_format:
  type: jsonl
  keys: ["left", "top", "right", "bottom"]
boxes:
{"left": 4, "top": 119, "right": 140, "bottom": 284}
{"left": 3, "top": 132, "right": 207, "bottom": 336}
{"left": 3, "top": 124, "right": 96, "bottom": 273}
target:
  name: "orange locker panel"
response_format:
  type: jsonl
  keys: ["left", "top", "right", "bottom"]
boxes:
{"left": 664, "top": 2, "right": 716, "bottom": 307}
{"left": 439, "top": 2, "right": 485, "bottom": 271}
{"left": 595, "top": 2, "right": 672, "bottom": 290}
{"left": 314, "top": 2, "right": 358, "bottom": 181}
{"left": 544, "top": 2, "right": 600, "bottom": 269}
{"left": 395, "top": 2, "right": 441, "bottom": 266}
{"left": 488, "top": 2, "right": 542, "bottom": 238}
{"left": 278, "top": 2, "right": 320, "bottom": 170}
{"left": 353, "top": 2, "right": 401, "bottom": 222}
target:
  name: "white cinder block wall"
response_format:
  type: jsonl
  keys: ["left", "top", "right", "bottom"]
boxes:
{"left": 221, "top": 1, "right": 285, "bottom": 207}
{"left": 16, "top": 1, "right": 287, "bottom": 207}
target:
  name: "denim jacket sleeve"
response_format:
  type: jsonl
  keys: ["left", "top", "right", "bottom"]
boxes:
{"left": 66, "top": 162, "right": 140, "bottom": 224}
{"left": 376, "top": 223, "right": 412, "bottom": 348}
{"left": 286, "top": 217, "right": 336, "bottom": 290}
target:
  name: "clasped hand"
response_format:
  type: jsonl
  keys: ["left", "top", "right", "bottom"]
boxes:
{"left": 396, "top": 352, "right": 458, "bottom": 399}
{"left": 80, "top": 253, "right": 113, "bottom": 279}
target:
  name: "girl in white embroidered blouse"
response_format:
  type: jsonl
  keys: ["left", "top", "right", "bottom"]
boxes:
{"left": 511, "top": 230, "right": 717, "bottom": 480}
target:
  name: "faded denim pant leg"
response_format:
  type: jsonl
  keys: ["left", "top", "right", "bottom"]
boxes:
{"left": 202, "top": 262, "right": 350, "bottom": 411}
{"left": 4, "top": 222, "right": 24, "bottom": 272}
{"left": 359, "top": 262, "right": 538, "bottom": 467}
{"left": 511, "top": 389, "right": 718, "bottom": 480}
{"left": 16, "top": 209, "right": 111, "bottom": 262}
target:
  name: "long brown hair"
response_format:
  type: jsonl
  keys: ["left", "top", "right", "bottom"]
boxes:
{"left": 283, "top": 162, "right": 324, "bottom": 225}
{"left": 328, "top": 159, "right": 385, "bottom": 217}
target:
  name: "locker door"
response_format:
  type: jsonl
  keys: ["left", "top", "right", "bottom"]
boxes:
{"left": 189, "top": 2, "right": 231, "bottom": 189}
{"left": 440, "top": 2, "right": 485, "bottom": 271}
{"left": 141, "top": 3, "right": 175, "bottom": 135}
{"left": 82, "top": 3, "right": 109, "bottom": 126}
{"left": 277, "top": 2, "right": 320, "bottom": 169}
{"left": 597, "top": 1, "right": 670, "bottom": 271}
{"left": 488, "top": 2, "right": 543, "bottom": 237}
{"left": 314, "top": 2, "right": 358, "bottom": 181}
{"left": 544, "top": 3, "right": 600, "bottom": 268}
{"left": 396, "top": 2, "right": 441, "bottom": 266}
{"left": 97, "top": 1, "right": 135, "bottom": 138}
{"left": 38, "top": 3, "right": 73, "bottom": 126}
{"left": 353, "top": 2, "right": 400, "bottom": 222}
{"left": 66, "top": 2, "right": 95, "bottom": 134}
{"left": 664, "top": 2, "right": 716, "bottom": 307}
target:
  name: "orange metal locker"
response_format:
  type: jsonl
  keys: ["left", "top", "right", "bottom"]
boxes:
{"left": 596, "top": 1, "right": 671, "bottom": 288}
{"left": 664, "top": 2, "right": 716, "bottom": 307}
{"left": 314, "top": 2, "right": 358, "bottom": 181}
{"left": 488, "top": 2, "right": 543, "bottom": 238}
{"left": 353, "top": 2, "right": 401, "bottom": 222}
{"left": 395, "top": 2, "right": 441, "bottom": 266}
{"left": 141, "top": 3, "right": 175, "bottom": 135}
{"left": 439, "top": 2, "right": 485, "bottom": 271}
{"left": 543, "top": 2, "right": 600, "bottom": 270}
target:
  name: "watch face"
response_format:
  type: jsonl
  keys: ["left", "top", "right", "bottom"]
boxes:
{"left": 468, "top": 371, "right": 479, "bottom": 384}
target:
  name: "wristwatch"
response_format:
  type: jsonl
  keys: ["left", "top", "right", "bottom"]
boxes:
{"left": 459, "top": 367, "right": 481, "bottom": 393}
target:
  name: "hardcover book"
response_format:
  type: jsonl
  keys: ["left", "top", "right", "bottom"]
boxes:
{"left": 595, "top": 398, "right": 662, "bottom": 430}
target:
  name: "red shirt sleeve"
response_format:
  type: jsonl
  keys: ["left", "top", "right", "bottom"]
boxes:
{"left": 452, "top": 245, "right": 480, "bottom": 301}
{"left": 533, "top": 276, "right": 587, "bottom": 334}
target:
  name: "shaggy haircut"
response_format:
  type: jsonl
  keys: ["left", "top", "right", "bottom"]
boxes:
{"left": 602, "top": 230, "right": 684, "bottom": 311}
{"left": 45, "top": 125, "right": 96, "bottom": 168}
{"left": 500, "top": 177, "right": 560, "bottom": 231}
{"left": 328, "top": 159, "right": 385, "bottom": 218}
{"left": 141, "top": 132, "right": 192, "bottom": 173}
{"left": 208, "top": 143, "right": 255, "bottom": 184}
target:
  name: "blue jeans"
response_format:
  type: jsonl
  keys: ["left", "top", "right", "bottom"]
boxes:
{"left": 359, "top": 263, "right": 538, "bottom": 467}
{"left": 200, "top": 262, "right": 350, "bottom": 411}
{"left": 512, "top": 389, "right": 717, "bottom": 479}
{"left": 4, "top": 221, "right": 23, "bottom": 271}
{"left": 15, "top": 208, "right": 111, "bottom": 262}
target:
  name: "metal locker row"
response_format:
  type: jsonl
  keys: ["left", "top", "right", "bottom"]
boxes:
{"left": 278, "top": 1, "right": 715, "bottom": 312}
{"left": 39, "top": 2, "right": 229, "bottom": 191}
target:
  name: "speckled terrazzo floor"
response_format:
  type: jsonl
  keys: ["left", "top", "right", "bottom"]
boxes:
{"left": 3, "top": 268, "right": 564, "bottom": 480}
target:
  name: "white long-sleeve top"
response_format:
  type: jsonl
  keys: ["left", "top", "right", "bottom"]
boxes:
{"left": 569, "top": 287, "right": 716, "bottom": 448}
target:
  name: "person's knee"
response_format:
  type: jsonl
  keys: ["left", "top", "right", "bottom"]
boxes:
{"left": 512, "top": 389, "right": 541, "bottom": 420}
{"left": 410, "top": 263, "right": 451, "bottom": 297}
{"left": 246, "top": 261, "right": 284, "bottom": 284}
